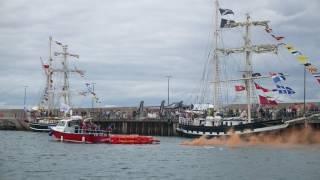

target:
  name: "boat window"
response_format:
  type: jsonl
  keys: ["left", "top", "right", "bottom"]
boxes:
{"left": 57, "top": 121, "right": 65, "bottom": 126}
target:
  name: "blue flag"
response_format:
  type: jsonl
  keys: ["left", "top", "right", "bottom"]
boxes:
{"left": 271, "top": 73, "right": 286, "bottom": 84}
{"left": 273, "top": 85, "right": 295, "bottom": 94}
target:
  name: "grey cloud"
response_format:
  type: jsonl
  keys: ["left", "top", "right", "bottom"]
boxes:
{"left": 0, "top": 0, "right": 319, "bottom": 108}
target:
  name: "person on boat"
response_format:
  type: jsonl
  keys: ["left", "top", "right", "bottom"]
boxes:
{"left": 240, "top": 110, "right": 247, "bottom": 119}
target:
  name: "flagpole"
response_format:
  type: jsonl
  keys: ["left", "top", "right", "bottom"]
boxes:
{"left": 304, "top": 63, "right": 311, "bottom": 117}
{"left": 165, "top": 76, "right": 172, "bottom": 106}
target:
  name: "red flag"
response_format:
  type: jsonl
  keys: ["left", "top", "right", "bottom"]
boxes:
{"left": 235, "top": 85, "right": 245, "bottom": 92}
{"left": 259, "top": 95, "right": 278, "bottom": 106}
{"left": 254, "top": 83, "right": 270, "bottom": 92}
{"left": 271, "top": 34, "right": 284, "bottom": 41}
{"left": 43, "top": 64, "right": 49, "bottom": 68}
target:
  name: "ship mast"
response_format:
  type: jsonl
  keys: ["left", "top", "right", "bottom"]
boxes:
{"left": 54, "top": 43, "right": 81, "bottom": 109}
{"left": 244, "top": 14, "right": 253, "bottom": 122}
{"left": 48, "top": 36, "right": 54, "bottom": 115}
{"left": 216, "top": 14, "right": 279, "bottom": 123}
{"left": 213, "top": 0, "right": 221, "bottom": 112}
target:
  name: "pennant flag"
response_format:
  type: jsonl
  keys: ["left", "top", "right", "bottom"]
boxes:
{"left": 271, "top": 72, "right": 286, "bottom": 84}
{"left": 55, "top": 41, "right": 62, "bottom": 46}
{"left": 219, "top": 8, "right": 234, "bottom": 16}
{"left": 296, "top": 55, "right": 308, "bottom": 64}
{"left": 235, "top": 85, "right": 246, "bottom": 92}
{"left": 284, "top": 44, "right": 295, "bottom": 52}
{"left": 220, "top": 19, "right": 236, "bottom": 28}
{"left": 291, "top": 50, "right": 302, "bottom": 56}
{"left": 252, "top": 73, "right": 262, "bottom": 77}
{"left": 271, "top": 34, "right": 284, "bottom": 41}
{"left": 265, "top": 27, "right": 272, "bottom": 33}
{"left": 254, "top": 83, "right": 270, "bottom": 92}
{"left": 273, "top": 85, "right": 295, "bottom": 94}
{"left": 259, "top": 95, "right": 278, "bottom": 106}
{"left": 306, "top": 65, "right": 318, "bottom": 74}
{"left": 312, "top": 72, "right": 320, "bottom": 84}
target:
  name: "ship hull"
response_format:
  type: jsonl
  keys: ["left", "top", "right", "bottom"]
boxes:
{"left": 29, "top": 122, "right": 57, "bottom": 132}
{"left": 176, "top": 119, "right": 289, "bottom": 137}
{"left": 50, "top": 130, "right": 159, "bottom": 144}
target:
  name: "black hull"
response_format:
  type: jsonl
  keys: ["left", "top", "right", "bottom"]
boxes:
{"left": 176, "top": 119, "right": 288, "bottom": 137}
{"left": 29, "top": 122, "right": 57, "bottom": 132}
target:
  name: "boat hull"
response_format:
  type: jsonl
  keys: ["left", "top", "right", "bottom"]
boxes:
{"left": 176, "top": 119, "right": 289, "bottom": 137}
{"left": 29, "top": 122, "right": 57, "bottom": 132}
{"left": 51, "top": 130, "right": 159, "bottom": 144}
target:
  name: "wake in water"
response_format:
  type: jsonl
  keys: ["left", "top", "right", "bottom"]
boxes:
{"left": 181, "top": 126, "right": 320, "bottom": 147}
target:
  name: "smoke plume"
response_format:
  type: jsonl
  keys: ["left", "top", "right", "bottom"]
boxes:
{"left": 181, "top": 126, "right": 320, "bottom": 147}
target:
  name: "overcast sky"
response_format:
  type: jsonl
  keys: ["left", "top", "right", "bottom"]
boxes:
{"left": 0, "top": 0, "right": 319, "bottom": 109}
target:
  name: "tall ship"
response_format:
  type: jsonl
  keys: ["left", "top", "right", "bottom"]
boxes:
{"left": 29, "top": 37, "right": 84, "bottom": 132}
{"left": 176, "top": 0, "right": 311, "bottom": 137}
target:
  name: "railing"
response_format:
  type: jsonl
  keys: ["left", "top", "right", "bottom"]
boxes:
{"left": 73, "top": 128, "right": 112, "bottom": 135}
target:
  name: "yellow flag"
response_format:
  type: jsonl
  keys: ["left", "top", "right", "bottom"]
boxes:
{"left": 285, "top": 44, "right": 295, "bottom": 52}
{"left": 296, "top": 55, "right": 308, "bottom": 64}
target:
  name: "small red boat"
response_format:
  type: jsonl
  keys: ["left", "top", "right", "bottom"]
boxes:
{"left": 49, "top": 116, "right": 159, "bottom": 144}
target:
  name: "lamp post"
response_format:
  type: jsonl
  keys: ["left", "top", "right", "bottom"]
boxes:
{"left": 24, "top": 86, "right": 28, "bottom": 110}
{"left": 165, "top": 76, "right": 172, "bottom": 106}
{"left": 304, "top": 63, "right": 311, "bottom": 117}
{"left": 23, "top": 86, "right": 28, "bottom": 119}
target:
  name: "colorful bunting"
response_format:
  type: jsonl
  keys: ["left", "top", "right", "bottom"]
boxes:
{"left": 284, "top": 44, "right": 295, "bottom": 52}
{"left": 55, "top": 41, "right": 62, "bottom": 46}
{"left": 272, "top": 85, "right": 295, "bottom": 95}
{"left": 235, "top": 85, "right": 246, "bottom": 92}
{"left": 311, "top": 72, "right": 320, "bottom": 84}
{"left": 259, "top": 95, "right": 278, "bottom": 106}
{"left": 271, "top": 34, "right": 284, "bottom": 41}
{"left": 296, "top": 55, "right": 309, "bottom": 64}
{"left": 254, "top": 83, "right": 270, "bottom": 92}
{"left": 306, "top": 65, "right": 318, "bottom": 74}
{"left": 252, "top": 73, "right": 262, "bottom": 77}
{"left": 291, "top": 50, "right": 302, "bottom": 56}
{"left": 265, "top": 27, "right": 272, "bottom": 33}
{"left": 270, "top": 72, "right": 286, "bottom": 84}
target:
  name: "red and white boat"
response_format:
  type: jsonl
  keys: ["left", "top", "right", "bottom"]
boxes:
{"left": 49, "top": 116, "right": 159, "bottom": 144}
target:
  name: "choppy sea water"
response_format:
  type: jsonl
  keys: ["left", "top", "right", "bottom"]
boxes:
{"left": 0, "top": 131, "right": 320, "bottom": 180}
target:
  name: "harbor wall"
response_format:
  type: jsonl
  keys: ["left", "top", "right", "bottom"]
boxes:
{"left": 1, "top": 104, "right": 320, "bottom": 136}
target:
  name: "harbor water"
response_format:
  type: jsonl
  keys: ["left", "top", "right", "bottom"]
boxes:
{"left": 1, "top": 130, "right": 320, "bottom": 180}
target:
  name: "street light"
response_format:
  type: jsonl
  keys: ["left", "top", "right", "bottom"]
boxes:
{"left": 24, "top": 86, "right": 28, "bottom": 110}
{"left": 165, "top": 76, "right": 172, "bottom": 106}
{"left": 304, "top": 63, "right": 311, "bottom": 117}
{"left": 23, "top": 86, "right": 28, "bottom": 120}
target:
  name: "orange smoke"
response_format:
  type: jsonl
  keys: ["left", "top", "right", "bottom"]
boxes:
{"left": 181, "top": 126, "right": 320, "bottom": 147}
